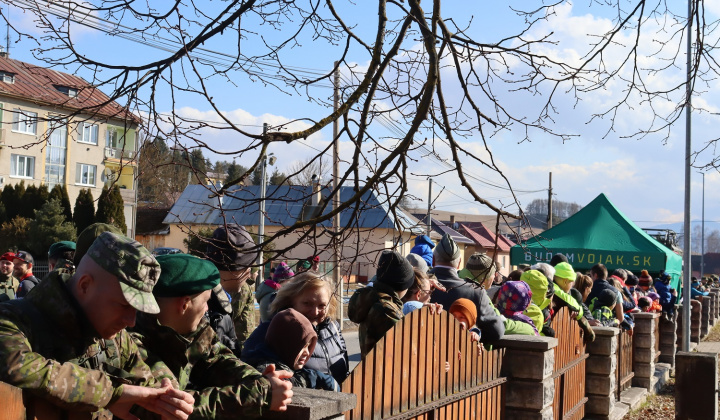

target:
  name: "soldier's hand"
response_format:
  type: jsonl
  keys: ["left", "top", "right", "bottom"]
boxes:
{"left": 262, "top": 364, "right": 293, "bottom": 411}
{"left": 109, "top": 378, "right": 194, "bottom": 420}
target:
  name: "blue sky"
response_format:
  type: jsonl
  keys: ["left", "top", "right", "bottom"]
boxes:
{"left": 5, "top": 1, "right": 720, "bottom": 236}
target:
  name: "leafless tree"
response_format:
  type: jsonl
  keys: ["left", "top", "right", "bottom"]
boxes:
{"left": 3, "top": 0, "right": 718, "bottom": 271}
{"left": 287, "top": 156, "right": 331, "bottom": 186}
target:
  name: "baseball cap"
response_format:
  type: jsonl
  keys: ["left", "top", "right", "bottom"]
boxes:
{"left": 86, "top": 231, "right": 161, "bottom": 314}
{"left": 14, "top": 251, "right": 34, "bottom": 265}
{"left": 0, "top": 252, "right": 16, "bottom": 262}
{"left": 206, "top": 224, "right": 257, "bottom": 271}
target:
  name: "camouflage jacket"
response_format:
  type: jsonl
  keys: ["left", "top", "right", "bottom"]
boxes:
{"left": 348, "top": 282, "right": 403, "bottom": 356}
{"left": 231, "top": 282, "right": 256, "bottom": 349}
{"left": 131, "top": 313, "right": 272, "bottom": 419}
{"left": 0, "top": 271, "right": 156, "bottom": 418}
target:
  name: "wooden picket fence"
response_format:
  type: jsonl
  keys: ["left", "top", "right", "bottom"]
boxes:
{"left": 616, "top": 328, "right": 634, "bottom": 399}
{"left": 341, "top": 307, "right": 507, "bottom": 420}
{"left": 549, "top": 307, "right": 588, "bottom": 420}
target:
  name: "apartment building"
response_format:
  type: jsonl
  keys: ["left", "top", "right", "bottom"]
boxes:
{"left": 0, "top": 54, "right": 140, "bottom": 237}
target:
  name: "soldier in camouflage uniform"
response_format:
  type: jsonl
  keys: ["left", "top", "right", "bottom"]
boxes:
{"left": 131, "top": 253, "right": 293, "bottom": 419}
{"left": 206, "top": 224, "right": 259, "bottom": 349}
{"left": 348, "top": 251, "right": 415, "bottom": 356}
{"left": 0, "top": 252, "right": 18, "bottom": 302}
{"left": 0, "top": 231, "right": 195, "bottom": 419}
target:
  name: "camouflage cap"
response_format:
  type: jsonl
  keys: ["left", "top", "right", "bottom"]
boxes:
{"left": 74, "top": 223, "right": 123, "bottom": 266}
{"left": 86, "top": 231, "right": 161, "bottom": 314}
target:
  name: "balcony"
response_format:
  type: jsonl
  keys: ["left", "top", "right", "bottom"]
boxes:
{"left": 104, "top": 146, "right": 136, "bottom": 161}
{"left": 119, "top": 187, "right": 136, "bottom": 203}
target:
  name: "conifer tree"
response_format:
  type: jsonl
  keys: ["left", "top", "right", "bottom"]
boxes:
{"left": 96, "top": 185, "right": 127, "bottom": 234}
{"left": 20, "top": 184, "right": 40, "bottom": 218}
{"left": 28, "top": 199, "right": 77, "bottom": 256}
{"left": 49, "top": 184, "right": 73, "bottom": 222}
{"left": 73, "top": 188, "right": 95, "bottom": 235}
{"left": 0, "top": 185, "right": 16, "bottom": 221}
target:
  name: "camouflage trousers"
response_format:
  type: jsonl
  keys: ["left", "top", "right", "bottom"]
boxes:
{"left": 231, "top": 282, "right": 256, "bottom": 349}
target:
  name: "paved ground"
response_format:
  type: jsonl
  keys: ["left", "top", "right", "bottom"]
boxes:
{"left": 343, "top": 330, "right": 361, "bottom": 371}
{"left": 696, "top": 340, "right": 720, "bottom": 354}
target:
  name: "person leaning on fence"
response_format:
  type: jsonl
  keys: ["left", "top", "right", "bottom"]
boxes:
{"left": 637, "top": 270, "right": 655, "bottom": 294}
{"left": 254, "top": 308, "right": 339, "bottom": 391}
{"left": 552, "top": 262, "right": 595, "bottom": 342}
{"left": 349, "top": 250, "right": 415, "bottom": 356}
{"left": 0, "top": 231, "right": 196, "bottom": 419}
{"left": 242, "top": 271, "right": 349, "bottom": 384}
{"left": 591, "top": 289, "right": 620, "bottom": 327}
{"left": 445, "top": 298, "right": 481, "bottom": 372}
{"left": 129, "top": 253, "right": 293, "bottom": 418}
{"left": 494, "top": 280, "right": 538, "bottom": 336}
{"left": 0, "top": 252, "right": 18, "bottom": 302}
{"left": 429, "top": 234, "right": 505, "bottom": 342}
{"left": 571, "top": 273, "right": 599, "bottom": 326}
{"left": 585, "top": 264, "right": 624, "bottom": 323}
{"left": 401, "top": 268, "right": 443, "bottom": 315}
{"left": 206, "top": 224, "right": 258, "bottom": 350}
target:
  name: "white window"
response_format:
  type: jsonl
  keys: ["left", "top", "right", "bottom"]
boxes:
{"left": 0, "top": 71, "right": 14, "bottom": 83}
{"left": 12, "top": 109, "right": 38, "bottom": 135}
{"left": 76, "top": 163, "right": 96, "bottom": 186}
{"left": 56, "top": 85, "right": 78, "bottom": 97}
{"left": 10, "top": 155, "right": 34, "bottom": 178}
{"left": 79, "top": 123, "right": 99, "bottom": 145}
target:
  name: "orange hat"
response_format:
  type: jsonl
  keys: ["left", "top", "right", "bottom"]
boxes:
{"left": 449, "top": 298, "right": 477, "bottom": 328}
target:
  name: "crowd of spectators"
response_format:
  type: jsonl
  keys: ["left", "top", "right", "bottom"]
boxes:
{"left": 1, "top": 224, "right": 717, "bottom": 419}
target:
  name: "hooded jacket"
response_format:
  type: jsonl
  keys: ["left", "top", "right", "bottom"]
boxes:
{"left": 348, "top": 282, "right": 404, "bottom": 356}
{"left": 255, "top": 280, "right": 279, "bottom": 323}
{"left": 409, "top": 235, "right": 435, "bottom": 267}
{"left": 241, "top": 316, "right": 349, "bottom": 384}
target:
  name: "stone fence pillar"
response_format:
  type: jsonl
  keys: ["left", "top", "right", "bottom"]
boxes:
{"left": 691, "top": 299, "right": 702, "bottom": 343}
{"left": 710, "top": 292, "right": 719, "bottom": 326}
{"left": 701, "top": 296, "right": 711, "bottom": 338}
{"left": 712, "top": 288, "right": 720, "bottom": 322}
{"left": 658, "top": 307, "right": 678, "bottom": 367}
{"left": 585, "top": 327, "right": 620, "bottom": 419}
{"left": 495, "top": 335, "right": 557, "bottom": 420}
{"left": 633, "top": 312, "right": 660, "bottom": 390}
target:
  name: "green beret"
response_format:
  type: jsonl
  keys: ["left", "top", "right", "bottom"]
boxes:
{"left": 154, "top": 254, "right": 220, "bottom": 297}
{"left": 48, "top": 241, "right": 76, "bottom": 259}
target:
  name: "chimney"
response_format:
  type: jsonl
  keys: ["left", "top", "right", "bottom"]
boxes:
{"left": 450, "top": 215, "right": 455, "bottom": 224}
{"left": 311, "top": 174, "right": 321, "bottom": 206}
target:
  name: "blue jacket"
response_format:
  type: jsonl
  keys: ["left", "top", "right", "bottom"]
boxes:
{"left": 410, "top": 235, "right": 435, "bottom": 267}
{"left": 654, "top": 280, "right": 674, "bottom": 305}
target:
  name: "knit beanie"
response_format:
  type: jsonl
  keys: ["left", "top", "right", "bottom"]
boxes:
{"left": 625, "top": 275, "right": 639, "bottom": 287}
{"left": 435, "top": 234, "right": 461, "bottom": 262}
{"left": 376, "top": 250, "right": 415, "bottom": 291}
{"left": 406, "top": 253, "right": 429, "bottom": 273}
{"left": 496, "top": 281, "right": 533, "bottom": 316}
{"left": 549, "top": 253, "right": 568, "bottom": 267}
{"left": 553, "top": 262, "right": 575, "bottom": 281}
{"left": 265, "top": 308, "right": 318, "bottom": 368}
{"left": 273, "top": 262, "right": 295, "bottom": 283}
{"left": 449, "top": 298, "right": 477, "bottom": 328}
{"left": 465, "top": 252, "right": 496, "bottom": 282}
{"left": 638, "top": 270, "right": 653, "bottom": 287}
{"left": 206, "top": 224, "right": 257, "bottom": 271}
{"left": 598, "top": 289, "right": 617, "bottom": 308}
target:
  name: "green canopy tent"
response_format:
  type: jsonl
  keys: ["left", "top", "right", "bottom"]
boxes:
{"left": 510, "top": 193, "right": 683, "bottom": 291}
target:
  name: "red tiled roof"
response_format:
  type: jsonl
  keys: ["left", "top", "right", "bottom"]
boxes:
{"left": 0, "top": 56, "right": 140, "bottom": 124}
{"left": 458, "top": 222, "right": 515, "bottom": 252}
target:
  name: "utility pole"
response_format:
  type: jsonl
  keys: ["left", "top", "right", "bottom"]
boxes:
{"left": 701, "top": 172, "right": 705, "bottom": 277}
{"left": 681, "top": 0, "right": 693, "bottom": 352}
{"left": 258, "top": 123, "right": 268, "bottom": 282}
{"left": 426, "top": 178, "right": 433, "bottom": 235}
{"left": 547, "top": 172, "right": 553, "bottom": 229}
{"left": 333, "top": 62, "right": 343, "bottom": 330}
